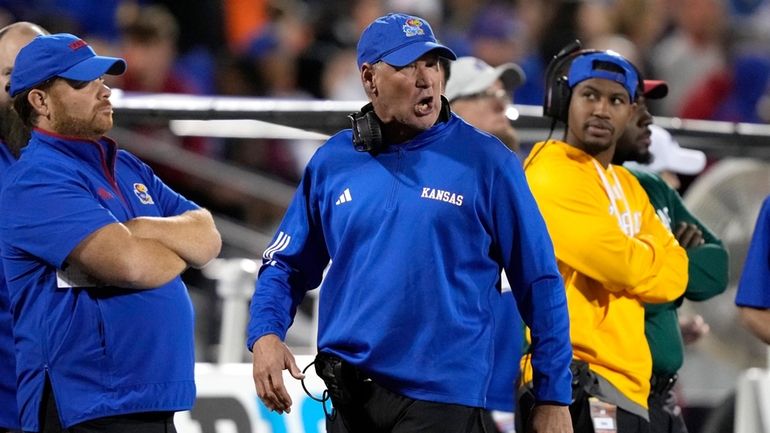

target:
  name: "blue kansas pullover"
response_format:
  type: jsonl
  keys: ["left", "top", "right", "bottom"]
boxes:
{"left": 248, "top": 114, "right": 572, "bottom": 407}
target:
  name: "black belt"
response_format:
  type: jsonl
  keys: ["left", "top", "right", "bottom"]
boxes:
{"left": 649, "top": 373, "right": 678, "bottom": 396}
{"left": 314, "top": 352, "right": 372, "bottom": 431}
{"left": 570, "top": 360, "right": 593, "bottom": 402}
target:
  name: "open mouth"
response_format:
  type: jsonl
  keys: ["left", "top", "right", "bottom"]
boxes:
{"left": 415, "top": 96, "right": 434, "bottom": 116}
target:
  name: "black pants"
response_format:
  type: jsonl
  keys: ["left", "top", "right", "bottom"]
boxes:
{"left": 648, "top": 391, "right": 687, "bottom": 433}
{"left": 518, "top": 389, "right": 649, "bottom": 433}
{"left": 34, "top": 379, "right": 177, "bottom": 433}
{"left": 325, "top": 379, "right": 494, "bottom": 433}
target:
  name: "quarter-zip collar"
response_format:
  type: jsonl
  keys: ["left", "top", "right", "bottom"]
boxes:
{"left": 379, "top": 112, "right": 458, "bottom": 153}
{"left": 30, "top": 128, "right": 118, "bottom": 177}
{"left": 28, "top": 128, "right": 127, "bottom": 205}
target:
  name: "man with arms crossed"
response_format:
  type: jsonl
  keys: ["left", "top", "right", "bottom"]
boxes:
{"left": 248, "top": 13, "right": 573, "bottom": 433}
{"left": 613, "top": 80, "right": 728, "bottom": 433}
{"left": 1, "top": 33, "right": 221, "bottom": 432}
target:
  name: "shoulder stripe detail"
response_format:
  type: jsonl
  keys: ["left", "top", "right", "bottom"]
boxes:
{"left": 263, "top": 231, "right": 292, "bottom": 260}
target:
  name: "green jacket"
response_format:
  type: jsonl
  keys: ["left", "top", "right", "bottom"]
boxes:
{"left": 629, "top": 169, "right": 729, "bottom": 376}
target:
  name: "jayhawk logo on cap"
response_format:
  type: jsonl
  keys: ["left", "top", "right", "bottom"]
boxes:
{"left": 133, "top": 183, "right": 154, "bottom": 205}
{"left": 402, "top": 18, "right": 425, "bottom": 37}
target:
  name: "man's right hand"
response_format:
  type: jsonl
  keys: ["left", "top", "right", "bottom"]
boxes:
{"left": 251, "top": 334, "right": 304, "bottom": 414}
{"left": 527, "top": 404, "right": 573, "bottom": 433}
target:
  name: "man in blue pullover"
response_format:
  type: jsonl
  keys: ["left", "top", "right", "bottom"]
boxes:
{"left": 0, "top": 21, "right": 48, "bottom": 433}
{"left": 736, "top": 195, "right": 770, "bottom": 344}
{"left": 248, "top": 13, "right": 573, "bottom": 433}
{"left": 1, "top": 33, "right": 221, "bottom": 432}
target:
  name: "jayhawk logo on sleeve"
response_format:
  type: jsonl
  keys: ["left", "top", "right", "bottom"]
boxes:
{"left": 133, "top": 183, "right": 154, "bottom": 205}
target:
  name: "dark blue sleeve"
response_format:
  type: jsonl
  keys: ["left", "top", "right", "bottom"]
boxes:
{"left": 0, "top": 164, "right": 117, "bottom": 269}
{"left": 490, "top": 152, "right": 572, "bottom": 405}
{"left": 246, "top": 162, "right": 330, "bottom": 350}
{"left": 120, "top": 151, "right": 199, "bottom": 216}
{"left": 736, "top": 196, "right": 770, "bottom": 308}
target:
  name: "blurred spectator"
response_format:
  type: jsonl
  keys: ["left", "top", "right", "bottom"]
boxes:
{"left": 318, "top": 0, "right": 384, "bottom": 100}
{"left": 117, "top": 3, "right": 199, "bottom": 94}
{"left": 445, "top": 56, "right": 525, "bottom": 152}
{"left": 679, "top": 48, "right": 770, "bottom": 122}
{"left": 613, "top": 0, "right": 670, "bottom": 54}
{"left": 0, "top": 0, "right": 118, "bottom": 39}
{"left": 651, "top": 0, "right": 728, "bottom": 115}
{"left": 116, "top": 3, "right": 221, "bottom": 215}
{"left": 223, "top": 0, "right": 269, "bottom": 53}
{"left": 467, "top": 4, "right": 525, "bottom": 68}
{"left": 574, "top": 0, "right": 615, "bottom": 43}
{"left": 153, "top": 0, "right": 224, "bottom": 55}
{"left": 322, "top": 49, "right": 366, "bottom": 100}
{"left": 233, "top": 0, "right": 314, "bottom": 98}
{"left": 440, "top": 0, "right": 483, "bottom": 57}
{"left": 513, "top": 0, "right": 572, "bottom": 105}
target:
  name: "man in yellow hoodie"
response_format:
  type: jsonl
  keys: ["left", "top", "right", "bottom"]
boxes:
{"left": 519, "top": 47, "right": 688, "bottom": 433}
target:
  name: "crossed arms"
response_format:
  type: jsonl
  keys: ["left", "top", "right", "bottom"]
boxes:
{"left": 67, "top": 209, "right": 222, "bottom": 289}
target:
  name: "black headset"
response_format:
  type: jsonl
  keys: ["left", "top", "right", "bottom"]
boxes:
{"left": 348, "top": 96, "right": 452, "bottom": 154}
{"left": 542, "top": 40, "right": 643, "bottom": 123}
{"left": 543, "top": 40, "right": 590, "bottom": 123}
{"left": 348, "top": 103, "right": 384, "bottom": 153}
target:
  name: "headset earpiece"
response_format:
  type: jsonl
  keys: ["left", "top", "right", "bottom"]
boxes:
{"left": 543, "top": 40, "right": 583, "bottom": 122}
{"left": 549, "top": 74, "right": 572, "bottom": 123}
{"left": 349, "top": 103, "right": 383, "bottom": 153}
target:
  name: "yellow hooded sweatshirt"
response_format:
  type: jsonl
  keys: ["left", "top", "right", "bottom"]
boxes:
{"left": 522, "top": 140, "right": 688, "bottom": 410}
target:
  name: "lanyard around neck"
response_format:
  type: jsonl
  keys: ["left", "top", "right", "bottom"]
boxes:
{"left": 592, "top": 159, "right": 635, "bottom": 236}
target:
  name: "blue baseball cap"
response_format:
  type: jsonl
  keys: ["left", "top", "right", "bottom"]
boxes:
{"left": 567, "top": 51, "right": 639, "bottom": 100}
{"left": 356, "top": 13, "right": 456, "bottom": 69}
{"left": 9, "top": 33, "right": 126, "bottom": 97}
